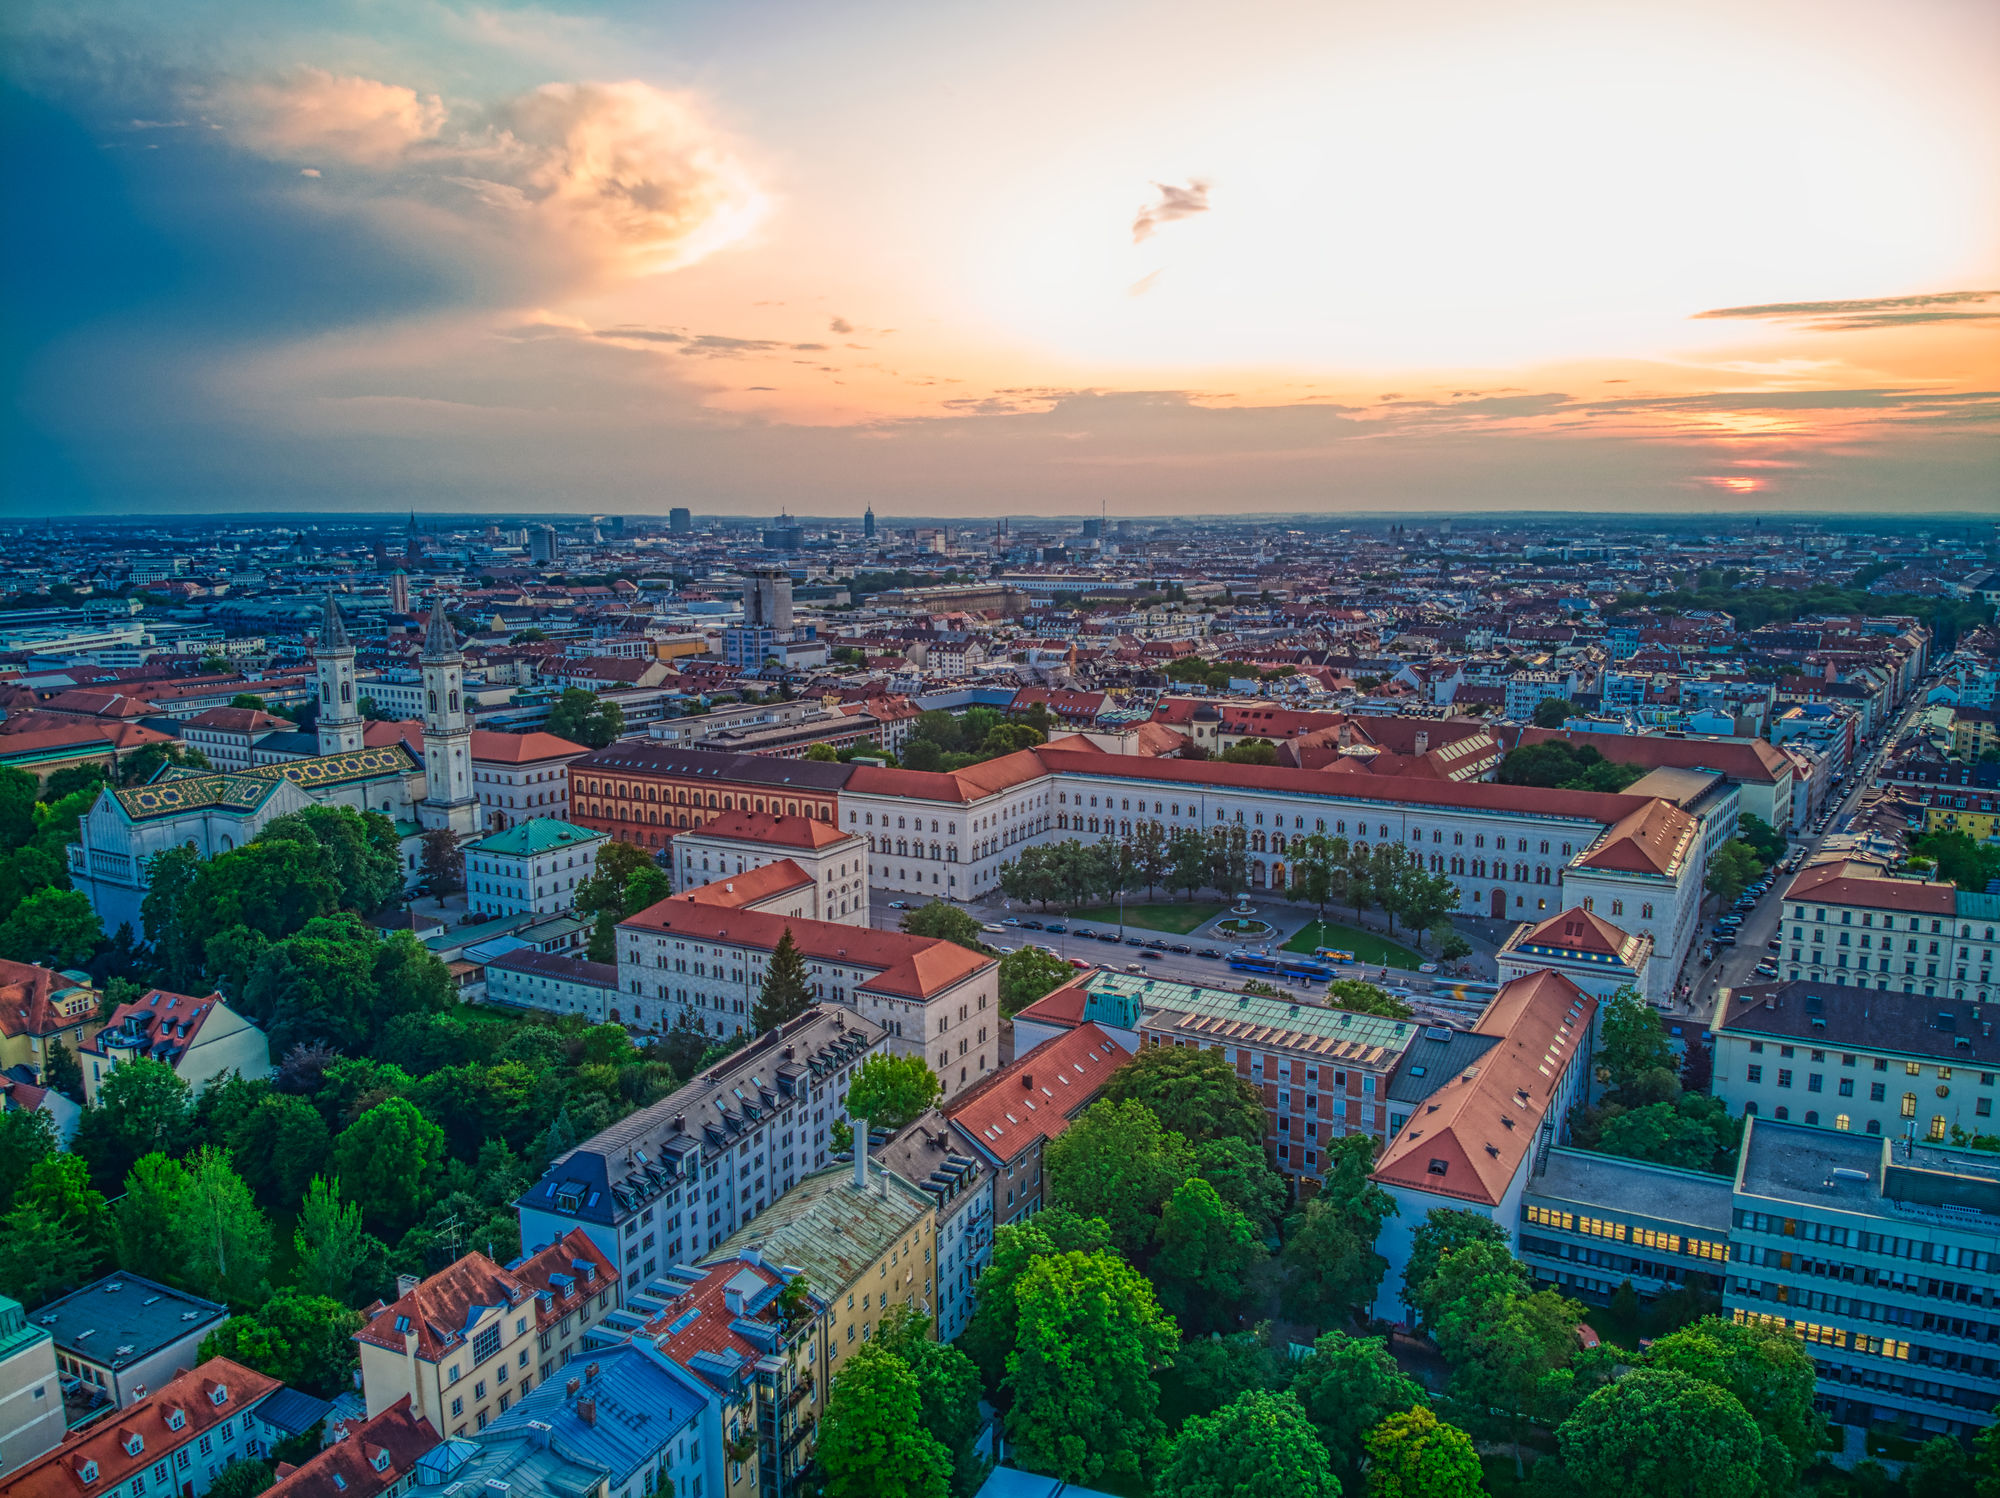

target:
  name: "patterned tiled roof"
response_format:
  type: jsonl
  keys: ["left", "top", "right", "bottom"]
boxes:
{"left": 113, "top": 744, "right": 417, "bottom": 820}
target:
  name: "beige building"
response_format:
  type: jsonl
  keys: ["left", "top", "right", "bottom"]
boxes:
{"left": 0, "top": 960, "right": 102, "bottom": 1089}
{"left": 354, "top": 1229, "right": 617, "bottom": 1436}
{"left": 80, "top": 989, "right": 271, "bottom": 1103}
{"left": 672, "top": 808, "right": 870, "bottom": 926}
{"left": 0, "top": 1294, "right": 64, "bottom": 1478}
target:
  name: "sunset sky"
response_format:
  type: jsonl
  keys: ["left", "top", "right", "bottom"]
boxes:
{"left": 4, "top": 0, "right": 1997, "bottom": 517}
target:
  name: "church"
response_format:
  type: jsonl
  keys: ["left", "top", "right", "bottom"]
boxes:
{"left": 69, "top": 595, "right": 483, "bottom": 936}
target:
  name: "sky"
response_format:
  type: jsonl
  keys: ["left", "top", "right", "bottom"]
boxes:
{"left": 3, "top": 0, "right": 1997, "bottom": 519}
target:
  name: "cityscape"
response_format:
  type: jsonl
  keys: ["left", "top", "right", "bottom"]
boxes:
{"left": 4, "top": 2, "right": 2000, "bottom": 1498}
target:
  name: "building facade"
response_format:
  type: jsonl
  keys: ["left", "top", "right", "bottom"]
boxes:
{"left": 81, "top": 989, "right": 271, "bottom": 1104}
{"left": 1780, "top": 859, "right": 1997, "bottom": 1005}
{"left": 464, "top": 818, "right": 605, "bottom": 920}
{"left": 470, "top": 729, "right": 590, "bottom": 831}
{"left": 671, "top": 811, "right": 869, "bottom": 927}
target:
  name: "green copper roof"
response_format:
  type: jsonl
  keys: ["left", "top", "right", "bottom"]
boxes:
{"left": 472, "top": 817, "right": 605, "bottom": 857}
{"left": 705, "top": 1161, "right": 933, "bottom": 1296}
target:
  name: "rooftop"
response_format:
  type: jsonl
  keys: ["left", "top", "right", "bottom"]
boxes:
{"left": 676, "top": 807, "right": 858, "bottom": 851}
{"left": 1527, "top": 1146, "right": 1733, "bottom": 1231}
{"left": 471, "top": 817, "right": 606, "bottom": 857}
{"left": 1716, "top": 979, "right": 2000, "bottom": 1066}
{"left": 1737, "top": 1117, "right": 2000, "bottom": 1229}
{"left": 705, "top": 1158, "right": 934, "bottom": 1295}
{"left": 32, "top": 1273, "right": 228, "bottom": 1366}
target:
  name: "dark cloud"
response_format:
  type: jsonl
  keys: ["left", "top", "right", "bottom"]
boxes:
{"left": 1132, "top": 179, "right": 1208, "bottom": 243}
{"left": 1694, "top": 289, "right": 2000, "bottom": 332}
{"left": 828, "top": 316, "right": 853, "bottom": 334}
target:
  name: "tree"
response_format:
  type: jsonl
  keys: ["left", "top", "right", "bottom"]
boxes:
{"left": 334, "top": 1098, "right": 445, "bottom": 1237}
{"left": 112, "top": 1153, "right": 191, "bottom": 1274}
{"left": 420, "top": 829, "right": 465, "bottom": 898}
{"left": 1648, "top": 1315, "right": 1822, "bottom": 1488}
{"left": 1157, "top": 1391, "right": 1342, "bottom": 1498}
{"left": 1289, "top": 1330, "right": 1425, "bottom": 1485}
{"left": 1220, "top": 738, "right": 1279, "bottom": 766}
{"left": 205, "top": 1461, "right": 276, "bottom": 1498}
{"left": 806, "top": 742, "right": 839, "bottom": 762}
{"left": 1705, "top": 841, "right": 1762, "bottom": 906}
{"left": 241, "top": 917, "right": 454, "bottom": 1054}
{"left": 1193, "top": 1135, "right": 1288, "bottom": 1237}
{"left": 1327, "top": 978, "right": 1414, "bottom": 1020}
{"left": 1389, "top": 864, "right": 1460, "bottom": 949}
{"left": 199, "top": 1288, "right": 361, "bottom": 1397}
{"left": 1043, "top": 1099, "right": 1195, "bottom": 1260}
{"left": 1532, "top": 697, "right": 1576, "bottom": 728}
{"left": 1100, "top": 1044, "right": 1264, "bottom": 1147}
{"left": 1152, "top": 1176, "right": 1261, "bottom": 1329}
{"left": 1402, "top": 1208, "right": 1509, "bottom": 1327}
{"left": 0, "top": 888, "right": 102, "bottom": 966}
{"left": 229, "top": 1094, "right": 331, "bottom": 1206}
{"left": 42, "top": 1038, "right": 82, "bottom": 1100}
{"left": 1734, "top": 814, "right": 1786, "bottom": 865}
{"left": 1429, "top": 1241, "right": 1583, "bottom": 1479}
{"left": 117, "top": 742, "right": 212, "bottom": 788}
{"left": 847, "top": 1053, "right": 943, "bottom": 1130}
{"left": 899, "top": 901, "right": 988, "bottom": 952}
{"left": 817, "top": 1340, "right": 951, "bottom": 1498}
{"left": 1556, "top": 1368, "right": 1763, "bottom": 1498}
{"left": 1207, "top": 825, "right": 1249, "bottom": 904}
{"left": 0, "top": 1108, "right": 59, "bottom": 1214}
{"left": 1004, "top": 1249, "right": 1179, "bottom": 1490}
{"left": 1157, "top": 1332, "right": 1287, "bottom": 1428}
{"left": 998, "top": 946, "right": 1073, "bottom": 1018}
{"left": 546, "top": 688, "right": 624, "bottom": 748}
{"left": 1434, "top": 928, "right": 1473, "bottom": 962}
{"left": 72, "top": 1057, "right": 193, "bottom": 1192}
{"left": 873, "top": 1310, "right": 989, "bottom": 1498}
{"left": 1363, "top": 1406, "right": 1482, "bottom": 1498}
{"left": 1130, "top": 820, "right": 1170, "bottom": 898}
{"left": 175, "top": 1147, "right": 273, "bottom": 1305}
{"left": 1596, "top": 986, "right": 1675, "bottom": 1095}
{"left": 752, "top": 927, "right": 814, "bottom": 1032}
{"left": 1279, "top": 1134, "right": 1394, "bottom": 1329}
{"left": 1169, "top": 825, "right": 1211, "bottom": 900}
{"left": 958, "top": 1209, "right": 1112, "bottom": 1396}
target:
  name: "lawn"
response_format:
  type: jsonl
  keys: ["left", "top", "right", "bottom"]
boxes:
{"left": 1281, "top": 918, "right": 1423, "bottom": 970}
{"left": 1068, "top": 900, "right": 1230, "bottom": 935}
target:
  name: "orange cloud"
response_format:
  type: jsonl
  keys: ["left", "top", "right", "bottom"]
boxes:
{"left": 209, "top": 68, "right": 445, "bottom": 165}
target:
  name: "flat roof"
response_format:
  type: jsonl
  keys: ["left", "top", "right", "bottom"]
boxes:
{"left": 33, "top": 1274, "right": 228, "bottom": 1367}
{"left": 1101, "top": 970, "right": 1417, "bottom": 1058}
{"left": 1528, "top": 1147, "right": 1733, "bottom": 1232}
{"left": 1737, "top": 1118, "right": 2000, "bottom": 1229}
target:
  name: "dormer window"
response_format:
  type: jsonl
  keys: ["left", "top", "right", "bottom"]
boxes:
{"left": 208, "top": 1384, "right": 229, "bottom": 1406}
{"left": 371, "top": 1450, "right": 392, "bottom": 1473}
{"left": 165, "top": 1409, "right": 186, "bottom": 1431}
{"left": 122, "top": 1433, "right": 144, "bottom": 1456}
{"left": 1427, "top": 1159, "right": 1449, "bottom": 1176}
{"left": 78, "top": 1461, "right": 99, "bottom": 1484}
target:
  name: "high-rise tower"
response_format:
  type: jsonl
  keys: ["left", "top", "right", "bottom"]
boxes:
{"left": 863, "top": 505, "right": 876, "bottom": 540}
{"left": 315, "top": 593, "right": 365, "bottom": 755}
{"left": 417, "top": 598, "right": 480, "bottom": 838}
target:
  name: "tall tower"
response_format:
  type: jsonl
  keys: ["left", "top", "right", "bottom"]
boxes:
{"left": 417, "top": 598, "right": 480, "bottom": 838}
{"left": 863, "top": 505, "right": 876, "bottom": 540}
{"left": 315, "top": 593, "right": 365, "bottom": 755}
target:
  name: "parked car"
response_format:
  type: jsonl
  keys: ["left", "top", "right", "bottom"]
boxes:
{"left": 1067, "top": 957, "right": 1091, "bottom": 969}
{"left": 1196, "top": 947, "right": 1223, "bottom": 959}
{"left": 1124, "top": 962, "right": 1146, "bottom": 974}
{"left": 1002, "top": 917, "right": 1022, "bottom": 927}
{"left": 1168, "top": 943, "right": 1193, "bottom": 954}
{"left": 1022, "top": 919, "right": 1045, "bottom": 930}
{"left": 1045, "top": 923, "right": 1068, "bottom": 934}
{"left": 1125, "top": 935, "right": 1147, "bottom": 947}
{"left": 1075, "top": 927, "right": 1098, "bottom": 939}
{"left": 888, "top": 900, "right": 908, "bottom": 910}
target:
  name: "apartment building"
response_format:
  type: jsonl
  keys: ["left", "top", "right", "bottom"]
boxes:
{"left": 618, "top": 885, "right": 997, "bottom": 1092}
{"left": 485, "top": 1347, "right": 707, "bottom": 1498}
{"left": 517, "top": 1009, "right": 885, "bottom": 1294}
{"left": 1709, "top": 980, "right": 1998, "bottom": 1142}
{"left": 672, "top": 810, "right": 870, "bottom": 927}
{"left": 463, "top": 818, "right": 605, "bottom": 920}
{"left": 261, "top": 1397, "right": 439, "bottom": 1498}
{"left": 353, "top": 1229, "right": 617, "bottom": 1433}
{"left": 470, "top": 729, "right": 590, "bottom": 831}
{"left": 36, "top": 1274, "right": 228, "bottom": 1414}
{"left": 875, "top": 1112, "right": 991, "bottom": 1342}
{"left": 81, "top": 989, "right": 271, "bottom": 1103}
{"left": 4, "top": 1359, "right": 281, "bottom": 1498}
{"left": 1726, "top": 1120, "right": 2000, "bottom": 1438}
{"left": 0, "top": 1294, "right": 64, "bottom": 1478}
{"left": 0, "top": 959, "right": 102, "bottom": 1089}
{"left": 1507, "top": 727, "right": 1796, "bottom": 832}
{"left": 1780, "top": 859, "right": 1998, "bottom": 1004}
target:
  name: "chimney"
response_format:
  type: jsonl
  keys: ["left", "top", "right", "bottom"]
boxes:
{"left": 565, "top": 1377, "right": 580, "bottom": 1398}
{"left": 1020, "top": 1073, "right": 1033, "bottom": 1089}
{"left": 725, "top": 1287, "right": 745, "bottom": 1315}
{"left": 395, "top": 1274, "right": 420, "bottom": 1299}
{"left": 853, "top": 1116, "right": 869, "bottom": 1189}
{"left": 586, "top": 1361, "right": 600, "bottom": 1382}
{"left": 578, "top": 1399, "right": 596, "bottom": 1427}
{"left": 1414, "top": 731, "right": 1429, "bottom": 755}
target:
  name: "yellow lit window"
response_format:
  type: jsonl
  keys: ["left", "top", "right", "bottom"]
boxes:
{"left": 1834, "top": 1114, "right": 1850, "bottom": 1131}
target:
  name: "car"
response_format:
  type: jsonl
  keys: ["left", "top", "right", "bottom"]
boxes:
{"left": 1713, "top": 935, "right": 1737, "bottom": 948}
{"left": 1002, "top": 917, "right": 1022, "bottom": 927}
{"left": 1124, "top": 962, "right": 1146, "bottom": 974}
{"left": 1045, "top": 923, "right": 1067, "bottom": 934}
{"left": 1140, "top": 949, "right": 1164, "bottom": 960}
{"left": 981, "top": 923, "right": 1005, "bottom": 933}
{"left": 1196, "top": 947, "right": 1222, "bottom": 959}
{"left": 1037, "top": 944, "right": 1060, "bottom": 956}
{"left": 1753, "top": 964, "right": 1779, "bottom": 979}
{"left": 1075, "top": 927, "right": 1097, "bottom": 939}
{"left": 887, "top": 900, "right": 908, "bottom": 910}
{"left": 1125, "top": 935, "right": 1147, "bottom": 947}
{"left": 1022, "top": 919, "right": 1045, "bottom": 930}
{"left": 1067, "top": 957, "right": 1091, "bottom": 969}
{"left": 1168, "top": 943, "right": 1193, "bottom": 954}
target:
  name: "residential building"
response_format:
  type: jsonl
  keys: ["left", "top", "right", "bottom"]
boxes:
{"left": 464, "top": 818, "right": 605, "bottom": 920}
{"left": 1709, "top": 980, "right": 1999, "bottom": 1141}
{"left": 483, "top": 950, "right": 620, "bottom": 1026}
{"left": 1726, "top": 1119, "right": 2000, "bottom": 1438}
{"left": 672, "top": 811, "right": 869, "bottom": 927}
{"left": 875, "top": 1111, "right": 990, "bottom": 1343}
{"left": 618, "top": 884, "right": 998, "bottom": 1092}
{"left": 1952, "top": 707, "right": 2000, "bottom": 763}
{"left": 1368, "top": 970, "right": 1598, "bottom": 1319}
{"left": 262, "top": 1397, "right": 439, "bottom": 1498}
{"left": 517, "top": 1008, "right": 886, "bottom": 1294}
{"left": 179, "top": 707, "right": 297, "bottom": 771}
{"left": 81, "top": 989, "right": 271, "bottom": 1104}
{"left": 485, "top": 1346, "right": 706, "bottom": 1498}
{"left": 0, "top": 961, "right": 102, "bottom": 1088}
{"left": 1780, "top": 859, "right": 1997, "bottom": 1004}
{"left": 353, "top": 1229, "right": 618, "bottom": 1434}
{"left": 2, "top": 1359, "right": 281, "bottom": 1498}
{"left": 0, "top": 1293, "right": 64, "bottom": 1477}
{"left": 1495, "top": 906, "right": 1653, "bottom": 1001}
{"left": 36, "top": 1274, "right": 229, "bottom": 1414}
{"left": 470, "top": 729, "right": 590, "bottom": 832}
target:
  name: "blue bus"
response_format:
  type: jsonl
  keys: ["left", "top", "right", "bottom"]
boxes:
{"left": 1228, "top": 952, "right": 1337, "bottom": 982}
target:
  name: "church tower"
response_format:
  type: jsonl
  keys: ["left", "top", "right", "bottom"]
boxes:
{"left": 315, "top": 593, "right": 365, "bottom": 755}
{"left": 417, "top": 598, "right": 480, "bottom": 838}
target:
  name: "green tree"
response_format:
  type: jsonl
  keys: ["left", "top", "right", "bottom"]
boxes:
{"left": 112, "top": 1153, "right": 191, "bottom": 1274}
{"left": 1169, "top": 825, "right": 1211, "bottom": 900}
{"left": 817, "top": 1340, "right": 951, "bottom": 1498}
{"left": 1706, "top": 841, "right": 1762, "bottom": 906}
{"left": 199, "top": 1288, "right": 362, "bottom": 1397}
{"left": 1100, "top": 1044, "right": 1264, "bottom": 1147}
{"left": 1004, "top": 1249, "right": 1179, "bottom": 1490}
{"left": 1595, "top": 987, "right": 1675, "bottom": 1096}
{"left": 546, "top": 687, "right": 625, "bottom": 749}
{"left": 258, "top": 806, "right": 405, "bottom": 913}
{"left": 1327, "top": 979, "right": 1414, "bottom": 1020}
{"left": 1289, "top": 1330, "right": 1425, "bottom": 1486}
{"left": 751, "top": 927, "right": 814, "bottom": 1032}
{"left": 998, "top": 945, "right": 1074, "bottom": 1018}
{"left": 899, "top": 901, "right": 989, "bottom": 952}
{"left": 0, "top": 1109, "right": 59, "bottom": 1214}
{"left": 1532, "top": 697, "right": 1576, "bottom": 728}
{"left": 334, "top": 1098, "right": 445, "bottom": 1237}
{"left": 1220, "top": 738, "right": 1279, "bottom": 766}
{"left": 847, "top": 1054, "right": 943, "bottom": 1130}
{"left": 229, "top": 1093, "right": 332, "bottom": 1206}
{"left": 1157, "top": 1332, "right": 1287, "bottom": 1428}
{"left": 1734, "top": 814, "right": 1786, "bottom": 865}
{"left": 1157, "top": 1390, "right": 1341, "bottom": 1498}
{"left": 1648, "top": 1315, "right": 1822, "bottom": 1488}
{"left": 806, "top": 742, "right": 839, "bottom": 761}
{"left": 204, "top": 1461, "right": 276, "bottom": 1498}
{"left": 293, "top": 1175, "right": 380, "bottom": 1303}
{"left": 419, "top": 829, "right": 465, "bottom": 898}
{"left": 1193, "top": 1135, "right": 1288, "bottom": 1237}
{"left": 72, "top": 1057, "right": 193, "bottom": 1192}
{"left": 1402, "top": 1208, "right": 1509, "bottom": 1327}
{"left": 1363, "top": 1406, "right": 1482, "bottom": 1498}
{"left": 1279, "top": 1134, "right": 1394, "bottom": 1329}
{"left": 1153, "top": 1177, "right": 1262, "bottom": 1329}
{"left": 0, "top": 888, "right": 103, "bottom": 966}
{"left": 958, "top": 1209, "right": 1112, "bottom": 1396}
{"left": 0, "top": 1153, "right": 108, "bottom": 1307}
{"left": 1043, "top": 1099, "right": 1195, "bottom": 1260}
{"left": 1208, "top": 824, "right": 1250, "bottom": 904}
{"left": 1430, "top": 1241, "right": 1583, "bottom": 1479}
{"left": 1556, "top": 1367, "right": 1762, "bottom": 1498}
{"left": 175, "top": 1147, "right": 273, "bottom": 1305}
{"left": 41, "top": 1038, "right": 82, "bottom": 1100}
{"left": 874, "top": 1309, "right": 989, "bottom": 1497}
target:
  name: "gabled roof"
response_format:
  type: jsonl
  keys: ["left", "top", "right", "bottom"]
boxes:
{"left": 677, "top": 808, "right": 856, "bottom": 851}
{"left": 1507, "top": 907, "right": 1646, "bottom": 963}
{"left": 945, "top": 1023, "right": 1131, "bottom": 1166}
{"left": 0, "top": 959, "right": 95, "bottom": 1041}
{"left": 354, "top": 1250, "right": 534, "bottom": 1363}
{"left": 1783, "top": 859, "right": 1956, "bottom": 914}
{"left": 469, "top": 729, "right": 589, "bottom": 764}
{"left": 267, "top": 1396, "right": 436, "bottom": 1498}
{"left": 672, "top": 860, "right": 815, "bottom": 908}
{"left": 1573, "top": 798, "right": 1696, "bottom": 878}
{"left": 1370, "top": 970, "right": 1596, "bottom": 1207}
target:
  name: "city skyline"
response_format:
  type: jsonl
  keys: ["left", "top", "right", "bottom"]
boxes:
{"left": 5, "top": 0, "right": 1997, "bottom": 516}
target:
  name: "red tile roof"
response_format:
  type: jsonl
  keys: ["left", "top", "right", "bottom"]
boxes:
{"left": 945, "top": 1022, "right": 1131, "bottom": 1165}
{"left": 355, "top": 1251, "right": 535, "bottom": 1363}
{"left": 843, "top": 747, "right": 1050, "bottom": 804}
{"left": 1511, "top": 907, "right": 1640, "bottom": 960}
{"left": 5, "top": 1359, "right": 281, "bottom": 1498}
{"left": 1370, "top": 970, "right": 1595, "bottom": 1207}
{"left": 470, "top": 729, "right": 589, "bottom": 764}
{"left": 1513, "top": 727, "right": 1792, "bottom": 784}
{"left": 183, "top": 706, "right": 293, "bottom": 734}
{"left": 1574, "top": 798, "right": 1697, "bottom": 878}
{"left": 0, "top": 959, "right": 93, "bottom": 1042}
{"left": 1783, "top": 860, "right": 1956, "bottom": 914}
{"left": 678, "top": 808, "right": 855, "bottom": 851}
{"left": 673, "top": 861, "right": 816, "bottom": 908}
{"left": 267, "top": 1397, "right": 439, "bottom": 1498}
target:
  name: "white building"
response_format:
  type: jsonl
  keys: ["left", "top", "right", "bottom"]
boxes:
{"left": 672, "top": 809, "right": 869, "bottom": 926}
{"left": 484, "top": 949, "right": 619, "bottom": 1024}
{"left": 471, "top": 729, "right": 590, "bottom": 831}
{"left": 1779, "top": 858, "right": 1997, "bottom": 1005}
{"left": 80, "top": 988, "right": 271, "bottom": 1102}
{"left": 465, "top": 817, "right": 606, "bottom": 920}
